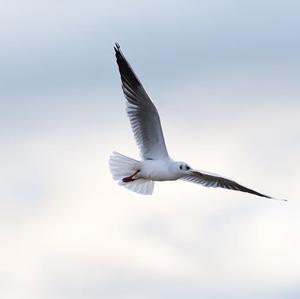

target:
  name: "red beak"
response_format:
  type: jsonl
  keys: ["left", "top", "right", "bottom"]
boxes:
{"left": 192, "top": 170, "right": 202, "bottom": 175}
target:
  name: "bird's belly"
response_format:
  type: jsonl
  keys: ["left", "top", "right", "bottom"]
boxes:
{"left": 139, "top": 161, "right": 178, "bottom": 181}
{"left": 148, "top": 171, "right": 178, "bottom": 181}
{"left": 145, "top": 171, "right": 177, "bottom": 181}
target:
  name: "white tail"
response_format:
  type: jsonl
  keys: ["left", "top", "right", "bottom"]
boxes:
{"left": 109, "top": 152, "right": 154, "bottom": 195}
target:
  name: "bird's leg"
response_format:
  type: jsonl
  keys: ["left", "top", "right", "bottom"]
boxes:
{"left": 122, "top": 170, "right": 140, "bottom": 183}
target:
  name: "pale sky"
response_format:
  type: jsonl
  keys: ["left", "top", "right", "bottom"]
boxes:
{"left": 1, "top": 1, "right": 300, "bottom": 298}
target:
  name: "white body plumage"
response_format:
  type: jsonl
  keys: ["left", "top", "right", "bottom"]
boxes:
{"left": 139, "top": 159, "right": 181, "bottom": 181}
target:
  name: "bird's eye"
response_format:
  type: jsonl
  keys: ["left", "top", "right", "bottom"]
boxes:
{"left": 179, "top": 165, "right": 183, "bottom": 170}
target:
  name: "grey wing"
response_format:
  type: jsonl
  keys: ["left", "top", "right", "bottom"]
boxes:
{"left": 181, "top": 171, "right": 286, "bottom": 201}
{"left": 114, "top": 43, "right": 169, "bottom": 160}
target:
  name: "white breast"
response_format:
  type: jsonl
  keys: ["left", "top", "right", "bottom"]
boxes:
{"left": 139, "top": 159, "right": 179, "bottom": 181}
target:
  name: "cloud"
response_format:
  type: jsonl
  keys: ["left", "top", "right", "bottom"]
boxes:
{"left": 1, "top": 0, "right": 299, "bottom": 98}
{"left": 1, "top": 1, "right": 300, "bottom": 298}
{"left": 1, "top": 86, "right": 300, "bottom": 298}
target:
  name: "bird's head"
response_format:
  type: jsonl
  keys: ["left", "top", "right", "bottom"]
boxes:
{"left": 174, "top": 161, "right": 194, "bottom": 176}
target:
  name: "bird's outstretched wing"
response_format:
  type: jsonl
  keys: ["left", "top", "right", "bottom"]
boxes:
{"left": 114, "top": 43, "right": 169, "bottom": 160}
{"left": 181, "top": 170, "right": 287, "bottom": 201}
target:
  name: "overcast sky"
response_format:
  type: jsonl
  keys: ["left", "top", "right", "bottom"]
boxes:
{"left": 1, "top": 1, "right": 300, "bottom": 298}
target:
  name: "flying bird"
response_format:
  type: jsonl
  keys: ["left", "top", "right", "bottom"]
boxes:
{"left": 109, "top": 43, "right": 286, "bottom": 201}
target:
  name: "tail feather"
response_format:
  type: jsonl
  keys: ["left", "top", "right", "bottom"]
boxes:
{"left": 109, "top": 151, "right": 140, "bottom": 180}
{"left": 119, "top": 179, "right": 154, "bottom": 195}
{"left": 109, "top": 152, "right": 154, "bottom": 195}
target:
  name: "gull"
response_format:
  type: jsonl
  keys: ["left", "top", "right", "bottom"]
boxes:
{"left": 109, "top": 43, "right": 286, "bottom": 201}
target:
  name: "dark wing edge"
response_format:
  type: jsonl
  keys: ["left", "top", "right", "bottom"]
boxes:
{"left": 113, "top": 43, "right": 169, "bottom": 160}
{"left": 114, "top": 43, "right": 145, "bottom": 102}
{"left": 181, "top": 171, "right": 287, "bottom": 201}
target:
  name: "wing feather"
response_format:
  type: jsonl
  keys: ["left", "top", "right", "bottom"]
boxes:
{"left": 182, "top": 171, "right": 286, "bottom": 200}
{"left": 114, "top": 43, "right": 169, "bottom": 160}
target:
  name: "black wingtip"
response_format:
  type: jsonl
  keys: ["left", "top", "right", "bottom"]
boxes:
{"left": 271, "top": 197, "right": 288, "bottom": 202}
{"left": 114, "top": 42, "right": 120, "bottom": 53}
